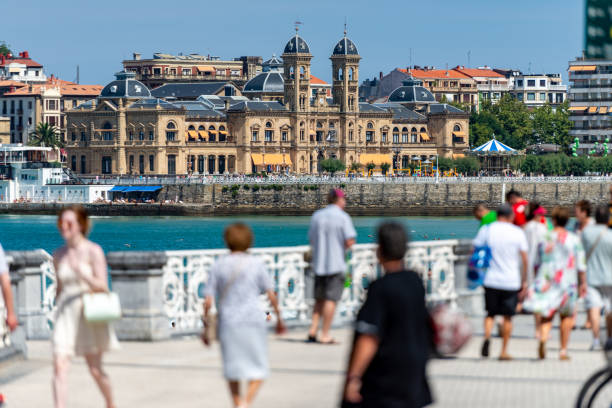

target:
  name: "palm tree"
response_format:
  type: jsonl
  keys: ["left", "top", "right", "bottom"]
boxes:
{"left": 29, "top": 123, "right": 63, "bottom": 148}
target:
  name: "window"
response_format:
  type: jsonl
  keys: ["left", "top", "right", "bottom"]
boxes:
{"left": 71, "top": 132, "right": 76, "bottom": 141}
{"left": 149, "top": 155, "right": 155, "bottom": 171}
{"left": 208, "top": 125, "right": 216, "bottom": 142}
{"left": 382, "top": 131, "right": 387, "bottom": 143}
{"left": 517, "top": 80, "right": 523, "bottom": 87}
{"left": 198, "top": 155, "right": 204, "bottom": 173}
{"left": 139, "top": 155, "right": 144, "bottom": 174}
{"left": 182, "top": 68, "right": 191, "bottom": 76}
{"left": 129, "top": 155, "right": 134, "bottom": 172}
{"left": 411, "top": 127, "right": 418, "bottom": 143}
{"left": 540, "top": 79, "right": 546, "bottom": 87}
{"left": 265, "top": 130, "right": 273, "bottom": 142}
{"left": 149, "top": 130, "right": 154, "bottom": 140}
{"left": 517, "top": 93, "right": 524, "bottom": 101}
{"left": 527, "top": 93, "right": 535, "bottom": 101}
{"left": 540, "top": 93, "right": 546, "bottom": 101}
{"left": 167, "top": 155, "right": 176, "bottom": 175}
{"left": 80, "top": 131, "right": 86, "bottom": 141}
{"left": 401, "top": 127, "right": 408, "bottom": 143}
{"left": 349, "top": 130, "right": 353, "bottom": 142}
{"left": 139, "top": 131, "right": 144, "bottom": 140}
{"left": 366, "top": 131, "right": 374, "bottom": 142}
{"left": 101, "top": 157, "right": 112, "bottom": 174}
{"left": 166, "top": 121, "right": 176, "bottom": 141}
{"left": 80, "top": 155, "right": 86, "bottom": 173}
{"left": 102, "top": 122, "right": 113, "bottom": 140}
{"left": 281, "top": 131, "right": 288, "bottom": 141}
{"left": 527, "top": 79, "right": 536, "bottom": 87}
{"left": 393, "top": 127, "right": 399, "bottom": 144}
{"left": 300, "top": 129, "right": 304, "bottom": 141}
{"left": 129, "top": 131, "right": 134, "bottom": 141}
{"left": 252, "top": 129, "right": 258, "bottom": 141}
{"left": 71, "top": 156, "right": 76, "bottom": 171}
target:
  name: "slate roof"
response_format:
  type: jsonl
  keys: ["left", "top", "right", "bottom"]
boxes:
{"left": 388, "top": 79, "right": 436, "bottom": 103}
{"left": 429, "top": 103, "right": 466, "bottom": 114}
{"left": 100, "top": 71, "right": 151, "bottom": 98}
{"left": 372, "top": 103, "right": 427, "bottom": 120}
{"left": 283, "top": 34, "right": 310, "bottom": 54}
{"left": 228, "top": 101, "right": 287, "bottom": 112}
{"left": 128, "top": 98, "right": 180, "bottom": 110}
{"left": 150, "top": 82, "right": 231, "bottom": 99}
{"left": 243, "top": 72, "right": 284, "bottom": 93}
{"left": 332, "top": 37, "right": 359, "bottom": 55}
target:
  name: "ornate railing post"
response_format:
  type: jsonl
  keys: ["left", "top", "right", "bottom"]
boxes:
{"left": 108, "top": 251, "right": 170, "bottom": 341}
{"left": 10, "top": 250, "right": 54, "bottom": 340}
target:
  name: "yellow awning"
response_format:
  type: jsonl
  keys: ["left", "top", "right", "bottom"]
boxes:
{"left": 452, "top": 131, "right": 467, "bottom": 137}
{"left": 262, "top": 154, "right": 292, "bottom": 165}
{"left": 208, "top": 130, "right": 218, "bottom": 135}
{"left": 251, "top": 154, "right": 264, "bottom": 166}
{"left": 198, "top": 130, "right": 208, "bottom": 140}
{"left": 588, "top": 106, "right": 598, "bottom": 113}
{"left": 568, "top": 106, "right": 587, "bottom": 112}
{"left": 600, "top": 107, "right": 609, "bottom": 114}
{"left": 420, "top": 132, "right": 430, "bottom": 141}
{"left": 452, "top": 153, "right": 465, "bottom": 159}
{"left": 187, "top": 130, "right": 197, "bottom": 139}
{"left": 359, "top": 154, "right": 392, "bottom": 166}
{"left": 569, "top": 65, "right": 596, "bottom": 72}
{"left": 219, "top": 130, "right": 228, "bottom": 135}
{"left": 197, "top": 66, "right": 215, "bottom": 73}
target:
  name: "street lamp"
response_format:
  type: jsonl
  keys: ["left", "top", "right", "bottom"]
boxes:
{"left": 392, "top": 146, "right": 401, "bottom": 174}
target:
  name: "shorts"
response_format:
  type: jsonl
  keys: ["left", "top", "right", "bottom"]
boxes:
{"left": 585, "top": 286, "right": 612, "bottom": 312}
{"left": 314, "top": 273, "right": 345, "bottom": 302}
{"left": 484, "top": 287, "right": 519, "bottom": 317}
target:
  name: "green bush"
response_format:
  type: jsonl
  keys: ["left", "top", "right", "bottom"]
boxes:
{"left": 231, "top": 191, "right": 238, "bottom": 199}
{"left": 230, "top": 184, "right": 240, "bottom": 192}
{"left": 252, "top": 185, "right": 260, "bottom": 192}
{"left": 243, "top": 185, "right": 250, "bottom": 190}
{"left": 221, "top": 186, "right": 229, "bottom": 193}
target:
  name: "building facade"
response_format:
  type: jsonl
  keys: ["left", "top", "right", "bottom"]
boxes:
{"left": 123, "top": 52, "right": 263, "bottom": 89}
{"left": 0, "top": 51, "right": 46, "bottom": 83}
{"left": 568, "top": 59, "right": 612, "bottom": 154}
{"left": 509, "top": 73, "right": 566, "bottom": 108}
{"left": 66, "top": 32, "right": 469, "bottom": 176}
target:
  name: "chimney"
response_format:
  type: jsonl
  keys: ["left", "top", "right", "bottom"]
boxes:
{"left": 133, "top": 52, "right": 141, "bottom": 60}
{"left": 379, "top": 71, "right": 383, "bottom": 80}
{"left": 23, "top": 51, "right": 29, "bottom": 59}
{"left": 0, "top": 55, "right": 5, "bottom": 65}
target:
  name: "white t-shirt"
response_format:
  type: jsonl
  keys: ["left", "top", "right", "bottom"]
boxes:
{"left": 0, "top": 244, "right": 8, "bottom": 275}
{"left": 473, "top": 221, "right": 528, "bottom": 291}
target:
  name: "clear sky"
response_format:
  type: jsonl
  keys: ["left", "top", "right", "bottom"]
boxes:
{"left": 3, "top": 0, "right": 583, "bottom": 86}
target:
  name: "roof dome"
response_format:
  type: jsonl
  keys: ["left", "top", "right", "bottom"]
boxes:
{"left": 388, "top": 78, "right": 435, "bottom": 103}
{"left": 332, "top": 37, "right": 358, "bottom": 55}
{"left": 100, "top": 71, "right": 151, "bottom": 99}
{"left": 262, "top": 55, "right": 283, "bottom": 72}
{"left": 283, "top": 34, "right": 310, "bottom": 54}
{"left": 243, "top": 71, "right": 284, "bottom": 94}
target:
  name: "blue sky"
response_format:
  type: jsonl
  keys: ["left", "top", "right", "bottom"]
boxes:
{"left": 3, "top": 0, "right": 582, "bottom": 86}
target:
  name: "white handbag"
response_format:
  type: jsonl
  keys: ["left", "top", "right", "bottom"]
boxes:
{"left": 83, "top": 292, "right": 122, "bottom": 323}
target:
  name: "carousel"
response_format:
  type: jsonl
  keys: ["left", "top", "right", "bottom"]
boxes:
{"left": 470, "top": 137, "right": 521, "bottom": 174}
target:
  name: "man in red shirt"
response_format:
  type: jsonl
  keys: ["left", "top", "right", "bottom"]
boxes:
{"left": 506, "top": 190, "right": 529, "bottom": 227}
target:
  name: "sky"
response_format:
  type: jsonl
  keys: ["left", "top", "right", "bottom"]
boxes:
{"left": 2, "top": 0, "right": 583, "bottom": 86}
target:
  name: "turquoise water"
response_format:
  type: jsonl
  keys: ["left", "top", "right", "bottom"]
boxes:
{"left": 0, "top": 215, "right": 479, "bottom": 253}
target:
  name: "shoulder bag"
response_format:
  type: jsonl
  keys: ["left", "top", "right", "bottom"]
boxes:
{"left": 83, "top": 291, "right": 122, "bottom": 323}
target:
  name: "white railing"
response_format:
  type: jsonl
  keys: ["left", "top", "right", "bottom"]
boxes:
{"left": 163, "top": 240, "right": 458, "bottom": 333}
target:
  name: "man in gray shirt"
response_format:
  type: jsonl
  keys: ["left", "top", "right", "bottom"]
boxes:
{"left": 307, "top": 189, "right": 356, "bottom": 344}
{"left": 0, "top": 243, "right": 17, "bottom": 334}
{"left": 582, "top": 205, "right": 612, "bottom": 350}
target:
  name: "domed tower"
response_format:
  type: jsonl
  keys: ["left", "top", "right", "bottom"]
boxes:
{"left": 330, "top": 29, "right": 360, "bottom": 112}
{"left": 281, "top": 28, "right": 312, "bottom": 112}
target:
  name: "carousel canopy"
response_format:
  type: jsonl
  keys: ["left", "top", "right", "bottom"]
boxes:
{"left": 472, "top": 138, "right": 516, "bottom": 154}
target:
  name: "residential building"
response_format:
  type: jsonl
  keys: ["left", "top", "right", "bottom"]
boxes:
{"left": 0, "top": 77, "right": 102, "bottom": 143}
{"left": 454, "top": 66, "right": 509, "bottom": 105}
{"left": 568, "top": 58, "right": 612, "bottom": 154}
{"left": 65, "top": 32, "right": 469, "bottom": 176}
{"left": 122, "top": 52, "right": 263, "bottom": 89}
{"left": 0, "top": 51, "right": 46, "bottom": 83}
{"left": 0, "top": 117, "right": 9, "bottom": 144}
{"left": 509, "top": 73, "right": 566, "bottom": 108}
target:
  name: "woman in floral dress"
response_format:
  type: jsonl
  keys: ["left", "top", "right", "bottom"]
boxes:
{"left": 523, "top": 207, "right": 587, "bottom": 360}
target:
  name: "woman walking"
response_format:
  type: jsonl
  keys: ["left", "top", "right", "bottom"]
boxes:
{"left": 202, "top": 223, "right": 285, "bottom": 408}
{"left": 52, "top": 206, "right": 119, "bottom": 408}
{"left": 523, "top": 202, "right": 548, "bottom": 339}
{"left": 523, "top": 207, "right": 587, "bottom": 360}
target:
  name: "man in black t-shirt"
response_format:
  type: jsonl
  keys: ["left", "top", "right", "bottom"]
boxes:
{"left": 342, "top": 222, "right": 433, "bottom": 408}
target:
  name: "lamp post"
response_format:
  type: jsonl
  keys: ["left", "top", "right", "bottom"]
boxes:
{"left": 392, "top": 146, "right": 401, "bottom": 175}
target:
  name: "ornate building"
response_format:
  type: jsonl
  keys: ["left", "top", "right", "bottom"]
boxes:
{"left": 65, "top": 31, "right": 469, "bottom": 176}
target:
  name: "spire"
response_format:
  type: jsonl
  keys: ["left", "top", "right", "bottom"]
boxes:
{"left": 344, "top": 18, "right": 347, "bottom": 37}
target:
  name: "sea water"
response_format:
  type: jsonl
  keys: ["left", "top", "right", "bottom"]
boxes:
{"left": 0, "top": 215, "right": 479, "bottom": 253}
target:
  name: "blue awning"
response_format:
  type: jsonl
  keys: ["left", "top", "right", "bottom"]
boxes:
{"left": 121, "top": 186, "right": 163, "bottom": 193}
{"left": 109, "top": 186, "right": 128, "bottom": 192}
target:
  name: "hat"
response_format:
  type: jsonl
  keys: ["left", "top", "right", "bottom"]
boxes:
{"left": 533, "top": 207, "right": 547, "bottom": 216}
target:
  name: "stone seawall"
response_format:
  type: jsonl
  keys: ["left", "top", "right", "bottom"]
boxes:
{"left": 0, "top": 181, "right": 609, "bottom": 216}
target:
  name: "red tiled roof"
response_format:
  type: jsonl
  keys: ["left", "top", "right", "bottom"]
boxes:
{"left": 399, "top": 68, "right": 470, "bottom": 79}
{"left": 4, "top": 77, "right": 102, "bottom": 97}
{"left": 0, "top": 80, "right": 26, "bottom": 88}
{"left": 310, "top": 74, "right": 328, "bottom": 85}
{"left": 0, "top": 58, "right": 43, "bottom": 68}
{"left": 453, "top": 66, "right": 504, "bottom": 78}
{"left": 60, "top": 84, "right": 102, "bottom": 96}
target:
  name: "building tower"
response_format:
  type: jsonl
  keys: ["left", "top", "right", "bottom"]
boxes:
{"left": 330, "top": 28, "right": 361, "bottom": 112}
{"left": 282, "top": 27, "right": 312, "bottom": 112}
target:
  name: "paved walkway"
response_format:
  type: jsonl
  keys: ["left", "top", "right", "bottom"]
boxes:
{"left": 0, "top": 315, "right": 609, "bottom": 407}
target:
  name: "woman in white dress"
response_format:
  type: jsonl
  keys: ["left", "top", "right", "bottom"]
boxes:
{"left": 52, "top": 206, "right": 119, "bottom": 408}
{"left": 202, "top": 223, "right": 286, "bottom": 408}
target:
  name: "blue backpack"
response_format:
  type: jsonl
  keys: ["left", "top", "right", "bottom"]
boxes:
{"left": 467, "top": 226, "right": 492, "bottom": 290}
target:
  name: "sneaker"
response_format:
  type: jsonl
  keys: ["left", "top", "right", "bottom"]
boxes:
{"left": 481, "top": 339, "right": 490, "bottom": 358}
{"left": 590, "top": 338, "right": 602, "bottom": 351}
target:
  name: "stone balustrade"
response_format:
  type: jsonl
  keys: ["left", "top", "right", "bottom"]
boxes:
{"left": 2, "top": 239, "right": 470, "bottom": 345}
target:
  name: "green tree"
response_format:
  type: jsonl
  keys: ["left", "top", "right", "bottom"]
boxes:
{"left": 319, "top": 158, "right": 346, "bottom": 176}
{"left": 349, "top": 162, "right": 362, "bottom": 172}
{"left": 365, "top": 162, "right": 376, "bottom": 174}
{"left": 29, "top": 123, "right": 63, "bottom": 148}
{"left": 552, "top": 100, "right": 572, "bottom": 150}
{"left": 0, "top": 42, "right": 11, "bottom": 57}
{"left": 454, "top": 157, "right": 480, "bottom": 175}
{"left": 380, "top": 162, "right": 390, "bottom": 175}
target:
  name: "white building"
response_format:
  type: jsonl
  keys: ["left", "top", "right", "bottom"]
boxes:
{"left": 0, "top": 52, "right": 46, "bottom": 83}
{"left": 509, "top": 73, "right": 567, "bottom": 108}
{"left": 568, "top": 59, "right": 612, "bottom": 154}
{"left": 0, "top": 145, "right": 112, "bottom": 203}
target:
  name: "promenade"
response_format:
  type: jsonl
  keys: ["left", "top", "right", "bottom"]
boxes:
{"left": 0, "top": 315, "right": 606, "bottom": 407}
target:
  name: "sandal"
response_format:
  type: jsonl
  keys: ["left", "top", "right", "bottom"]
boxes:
{"left": 319, "top": 338, "right": 339, "bottom": 345}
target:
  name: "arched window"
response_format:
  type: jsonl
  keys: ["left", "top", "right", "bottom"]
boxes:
{"left": 316, "top": 121, "right": 323, "bottom": 128}
{"left": 188, "top": 125, "right": 195, "bottom": 130}
{"left": 166, "top": 121, "right": 177, "bottom": 141}
{"left": 299, "top": 66, "right": 305, "bottom": 79}
{"left": 299, "top": 121, "right": 305, "bottom": 141}
{"left": 365, "top": 122, "right": 375, "bottom": 143}
{"left": 420, "top": 127, "right": 426, "bottom": 133}
{"left": 453, "top": 124, "right": 461, "bottom": 132}
{"left": 401, "top": 127, "right": 408, "bottom": 144}
{"left": 266, "top": 122, "right": 272, "bottom": 128}
{"left": 348, "top": 67, "right": 354, "bottom": 81}
{"left": 265, "top": 122, "right": 273, "bottom": 142}
{"left": 219, "top": 125, "right": 226, "bottom": 131}
{"left": 102, "top": 122, "right": 113, "bottom": 140}
{"left": 411, "top": 127, "right": 418, "bottom": 143}
{"left": 289, "top": 66, "right": 295, "bottom": 79}
{"left": 338, "top": 68, "right": 343, "bottom": 81}
{"left": 367, "top": 122, "right": 374, "bottom": 129}
{"left": 393, "top": 127, "right": 399, "bottom": 144}
{"left": 198, "top": 125, "right": 205, "bottom": 130}
{"left": 329, "top": 122, "right": 335, "bottom": 129}
{"left": 208, "top": 125, "right": 216, "bottom": 142}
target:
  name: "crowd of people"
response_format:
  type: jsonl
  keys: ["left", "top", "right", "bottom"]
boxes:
{"left": 473, "top": 188, "right": 612, "bottom": 361}
{"left": 2, "top": 185, "right": 612, "bottom": 407}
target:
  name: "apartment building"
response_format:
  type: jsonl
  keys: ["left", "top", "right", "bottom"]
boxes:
{"left": 509, "top": 73, "right": 567, "bottom": 108}
{"left": 454, "top": 66, "right": 509, "bottom": 105}
{"left": 568, "top": 58, "right": 612, "bottom": 154}
{"left": 123, "top": 52, "right": 263, "bottom": 89}
{"left": 0, "top": 51, "right": 46, "bottom": 83}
